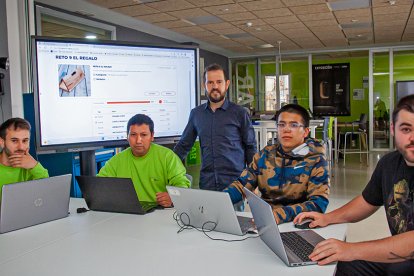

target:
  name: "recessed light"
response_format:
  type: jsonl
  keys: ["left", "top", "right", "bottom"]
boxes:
{"left": 341, "top": 22, "right": 372, "bottom": 29}
{"left": 351, "top": 19, "right": 359, "bottom": 23}
{"left": 389, "top": 0, "right": 396, "bottom": 5}
{"left": 181, "top": 19, "right": 197, "bottom": 26}
{"left": 184, "top": 15, "right": 222, "bottom": 25}
{"left": 226, "top": 33, "right": 252, "bottom": 39}
{"left": 256, "top": 44, "right": 274, "bottom": 48}
{"left": 85, "top": 35, "right": 97, "bottom": 39}
{"left": 246, "top": 22, "right": 253, "bottom": 27}
{"left": 133, "top": 0, "right": 159, "bottom": 3}
{"left": 328, "top": 0, "right": 370, "bottom": 11}
{"left": 220, "top": 8, "right": 229, "bottom": 12}
{"left": 348, "top": 35, "right": 369, "bottom": 41}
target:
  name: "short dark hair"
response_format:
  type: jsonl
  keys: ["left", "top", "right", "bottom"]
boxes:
{"left": 0, "top": 118, "right": 31, "bottom": 139}
{"left": 127, "top": 114, "right": 154, "bottom": 135}
{"left": 393, "top": 94, "right": 414, "bottom": 125}
{"left": 275, "top": 104, "right": 310, "bottom": 127}
{"left": 203, "top": 63, "right": 228, "bottom": 82}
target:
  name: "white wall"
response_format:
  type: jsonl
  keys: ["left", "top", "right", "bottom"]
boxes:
{"left": 0, "top": 0, "right": 11, "bottom": 122}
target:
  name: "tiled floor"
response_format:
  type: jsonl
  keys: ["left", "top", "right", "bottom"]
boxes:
{"left": 186, "top": 151, "right": 392, "bottom": 242}
{"left": 331, "top": 152, "right": 391, "bottom": 242}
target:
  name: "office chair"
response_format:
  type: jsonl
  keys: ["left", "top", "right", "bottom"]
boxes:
{"left": 337, "top": 114, "right": 369, "bottom": 165}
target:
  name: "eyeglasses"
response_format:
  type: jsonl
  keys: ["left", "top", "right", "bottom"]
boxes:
{"left": 276, "top": 122, "right": 305, "bottom": 130}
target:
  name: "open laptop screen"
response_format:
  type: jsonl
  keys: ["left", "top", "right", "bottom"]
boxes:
{"left": 0, "top": 174, "right": 71, "bottom": 233}
{"left": 76, "top": 176, "right": 157, "bottom": 214}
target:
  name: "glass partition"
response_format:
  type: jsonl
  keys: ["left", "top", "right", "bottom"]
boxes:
{"left": 392, "top": 49, "right": 414, "bottom": 149}
{"left": 394, "top": 50, "right": 414, "bottom": 101}
{"left": 230, "top": 49, "right": 414, "bottom": 153}
{"left": 372, "top": 51, "right": 390, "bottom": 150}
{"left": 232, "top": 61, "right": 257, "bottom": 111}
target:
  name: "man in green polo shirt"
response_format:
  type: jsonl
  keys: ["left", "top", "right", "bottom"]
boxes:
{"left": 97, "top": 114, "right": 190, "bottom": 207}
{"left": 0, "top": 118, "right": 49, "bottom": 191}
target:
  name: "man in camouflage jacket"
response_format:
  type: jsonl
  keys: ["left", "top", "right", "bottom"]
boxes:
{"left": 225, "top": 104, "right": 330, "bottom": 224}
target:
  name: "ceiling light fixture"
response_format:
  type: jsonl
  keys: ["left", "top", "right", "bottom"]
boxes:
{"left": 351, "top": 19, "right": 359, "bottom": 23}
{"left": 181, "top": 19, "right": 197, "bottom": 26}
{"left": 257, "top": 44, "right": 274, "bottom": 48}
{"left": 328, "top": 0, "right": 370, "bottom": 11}
{"left": 389, "top": 0, "right": 396, "bottom": 5}
{"left": 133, "top": 0, "right": 159, "bottom": 3}
{"left": 185, "top": 15, "right": 222, "bottom": 25}
{"left": 85, "top": 35, "right": 97, "bottom": 39}
{"left": 246, "top": 22, "right": 253, "bottom": 27}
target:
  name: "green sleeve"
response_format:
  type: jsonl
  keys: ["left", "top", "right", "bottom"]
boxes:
{"left": 166, "top": 152, "right": 191, "bottom": 188}
{"left": 28, "top": 162, "right": 49, "bottom": 180}
{"left": 97, "top": 156, "right": 117, "bottom": 177}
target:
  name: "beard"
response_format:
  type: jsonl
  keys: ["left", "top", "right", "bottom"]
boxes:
{"left": 396, "top": 141, "right": 414, "bottom": 165}
{"left": 3, "top": 146, "right": 12, "bottom": 156}
{"left": 207, "top": 88, "right": 226, "bottom": 103}
{"left": 2, "top": 145, "right": 24, "bottom": 157}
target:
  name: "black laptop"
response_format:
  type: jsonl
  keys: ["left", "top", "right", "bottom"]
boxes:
{"left": 75, "top": 176, "right": 158, "bottom": 214}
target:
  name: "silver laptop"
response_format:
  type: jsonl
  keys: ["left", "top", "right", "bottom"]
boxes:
{"left": 166, "top": 186, "right": 255, "bottom": 236}
{"left": 0, "top": 174, "right": 71, "bottom": 234}
{"left": 244, "top": 187, "right": 325, "bottom": 267}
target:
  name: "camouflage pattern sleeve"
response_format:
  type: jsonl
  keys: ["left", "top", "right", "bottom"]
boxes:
{"left": 272, "top": 155, "right": 330, "bottom": 224}
{"left": 225, "top": 151, "right": 263, "bottom": 203}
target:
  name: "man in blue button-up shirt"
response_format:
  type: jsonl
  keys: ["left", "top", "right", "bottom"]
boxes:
{"left": 174, "top": 63, "right": 256, "bottom": 191}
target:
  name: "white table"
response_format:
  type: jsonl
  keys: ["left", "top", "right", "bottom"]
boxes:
{"left": 0, "top": 198, "right": 346, "bottom": 276}
{"left": 253, "top": 120, "right": 323, "bottom": 151}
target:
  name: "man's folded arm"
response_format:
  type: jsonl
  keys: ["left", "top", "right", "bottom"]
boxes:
{"left": 28, "top": 162, "right": 49, "bottom": 180}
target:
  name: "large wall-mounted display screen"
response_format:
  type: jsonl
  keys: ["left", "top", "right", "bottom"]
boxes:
{"left": 32, "top": 37, "right": 198, "bottom": 152}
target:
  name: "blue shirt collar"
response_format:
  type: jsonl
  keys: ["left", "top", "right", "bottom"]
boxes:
{"left": 206, "top": 97, "right": 229, "bottom": 111}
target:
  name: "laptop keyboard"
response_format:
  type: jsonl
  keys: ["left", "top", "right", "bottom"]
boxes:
{"left": 237, "top": 216, "right": 254, "bottom": 233}
{"left": 281, "top": 231, "right": 314, "bottom": 262}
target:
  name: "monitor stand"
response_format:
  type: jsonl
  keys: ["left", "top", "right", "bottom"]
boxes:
{"left": 80, "top": 150, "right": 96, "bottom": 176}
